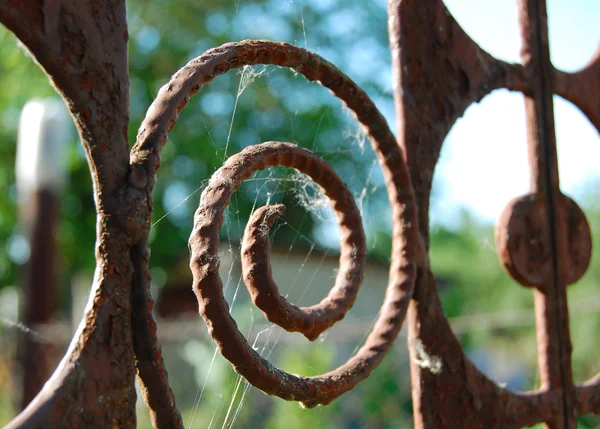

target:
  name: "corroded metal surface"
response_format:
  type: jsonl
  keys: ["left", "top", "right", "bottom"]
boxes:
{"left": 133, "top": 41, "right": 425, "bottom": 408}
{"left": 495, "top": 194, "right": 592, "bottom": 288}
{"left": 189, "top": 142, "right": 410, "bottom": 406}
{"left": 133, "top": 1, "right": 598, "bottom": 427}
{"left": 2, "top": 0, "right": 597, "bottom": 427}
{"left": 241, "top": 169, "right": 365, "bottom": 341}
{"left": 388, "top": 0, "right": 598, "bottom": 427}
{"left": 134, "top": 1, "right": 597, "bottom": 425}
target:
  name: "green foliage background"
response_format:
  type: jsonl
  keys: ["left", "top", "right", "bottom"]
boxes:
{"left": 0, "top": 0, "right": 599, "bottom": 427}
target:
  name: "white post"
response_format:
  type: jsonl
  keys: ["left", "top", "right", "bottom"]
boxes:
{"left": 16, "top": 98, "right": 70, "bottom": 206}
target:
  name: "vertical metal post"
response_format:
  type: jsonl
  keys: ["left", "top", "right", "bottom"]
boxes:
{"left": 15, "top": 98, "right": 70, "bottom": 409}
{"left": 518, "top": 1, "right": 576, "bottom": 427}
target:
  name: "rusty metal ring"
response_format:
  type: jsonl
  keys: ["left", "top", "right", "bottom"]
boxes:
{"left": 133, "top": 40, "right": 423, "bottom": 407}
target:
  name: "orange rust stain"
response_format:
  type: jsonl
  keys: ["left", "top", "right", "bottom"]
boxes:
{"left": 81, "top": 76, "right": 96, "bottom": 92}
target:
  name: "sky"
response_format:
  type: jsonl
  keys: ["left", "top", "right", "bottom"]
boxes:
{"left": 431, "top": 0, "right": 600, "bottom": 227}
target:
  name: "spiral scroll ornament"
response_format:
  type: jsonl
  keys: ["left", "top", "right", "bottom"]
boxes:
{"left": 132, "top": 40, "right": 424, "bottom": 407}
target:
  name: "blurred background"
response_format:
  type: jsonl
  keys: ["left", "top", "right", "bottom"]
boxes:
{"left": 0, "top": 0, "right": 599, "bottom": 427}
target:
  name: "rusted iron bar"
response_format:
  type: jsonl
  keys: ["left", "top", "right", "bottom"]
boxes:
{"left": 1, "top": 0, "right": 597, "bottom": 426}
{"left": 552, "top": 46, "right": 600, "bottom": 132}
{"left": 388, "top": 0, "right": 554, "bottom": 426}
{"left": 518, "top": 0, "right": 576, "bottom": 427}
{"left": 576, "top": 373, "right": 600, "bottom": 415}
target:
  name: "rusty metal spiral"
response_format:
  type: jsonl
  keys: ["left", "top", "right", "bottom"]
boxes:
{"left": 233, "top": 143, "right": 366, "bottom": 342}
{"left": 133, "top": 40, "right": 424, "bottom": 407}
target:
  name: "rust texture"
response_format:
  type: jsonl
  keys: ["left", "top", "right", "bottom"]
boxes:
{"left": 495, "top": 194, "right": 591, "bottom": 288}
{"left": 190, "top": 142, "right": 409, "bottom": 406}
{"left": 553, "top": 47, "right": 600, "bottom": 132}
{"left": 130, "top": 240, "right": 184, "bottom": 429}
{"left": 2, "top": 1, "right": 141, "bottom": 427}
{"left": 240, "top": 157, "right": 366, "bottom": 341}
{"left": 1, "top": 0, "right": 598, "bottom": 427}
{"left": 515, "top": 1, "right": 581, "bottom": 427}
{"left": 388, "top": 0, "right": 599, "bottom": 427}
{"left": 133, "top": 40, "right": 425, "bottom": 408}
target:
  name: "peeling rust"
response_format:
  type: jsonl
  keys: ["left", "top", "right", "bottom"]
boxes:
{"left": 2, "top": 0, "right": 598, "bottom": 427}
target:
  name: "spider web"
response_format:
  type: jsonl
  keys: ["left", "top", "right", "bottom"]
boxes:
{"left": 4, "top": 1, "right": 600, "bottom": 428}
{"left": 138, "top": 2, "right": 510, "bottom": 427}
{"left": 147, "top": 26, "right": 393, "bottom": 425}
{"left": 202, "top": 87, "right": 369, "bottom": 429}
{"left": 145, "top": 1, "right": 580, "bottom": 423}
